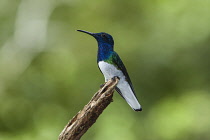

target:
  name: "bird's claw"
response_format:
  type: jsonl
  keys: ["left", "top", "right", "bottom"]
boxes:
{"left": 112, "top": 76, "right": 120, "bottom": 81}
{"left": 100, "top": 84, "right": 105, "bottom": 88}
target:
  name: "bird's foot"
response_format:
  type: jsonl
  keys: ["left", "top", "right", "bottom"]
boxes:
{"left": 100, "top": 83, "right": 105, "bottom": 88}
{"left": 112, "top": 76, "right": 120, "bottom": 81}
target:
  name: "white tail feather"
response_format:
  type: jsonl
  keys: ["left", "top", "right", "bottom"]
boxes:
{"left": 116, "top": 79, "right": 142, "bottom": 111}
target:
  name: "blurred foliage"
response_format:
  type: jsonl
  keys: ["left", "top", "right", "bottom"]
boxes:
{"left": 0, "top": 0, "right": 210, "bottom": 140}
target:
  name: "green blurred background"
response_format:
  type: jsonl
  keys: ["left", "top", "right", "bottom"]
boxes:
{"left": 0, "top": 0, "right": 210, "bottom": 140}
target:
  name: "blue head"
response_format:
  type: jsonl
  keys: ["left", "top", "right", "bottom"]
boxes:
{"left": 77, "top": 30, "right": 114, "bottom": 49}
{"left": 77, "top": 30, "right": 114, "bottom": 61}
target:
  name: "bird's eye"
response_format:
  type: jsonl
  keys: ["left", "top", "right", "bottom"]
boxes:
{"left": 101, "top": 34, "right": 107, "bottom": 38}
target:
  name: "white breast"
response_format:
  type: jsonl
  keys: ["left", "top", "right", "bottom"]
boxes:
{"left": 98, "top": 61, "right": 141, "bottom": 111}
{"left": 98, "top": 61, "right": 124, "bottom": 82}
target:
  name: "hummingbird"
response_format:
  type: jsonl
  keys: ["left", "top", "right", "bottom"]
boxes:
{"left": 77, "top": 30, "right": 142, "bottom": 111}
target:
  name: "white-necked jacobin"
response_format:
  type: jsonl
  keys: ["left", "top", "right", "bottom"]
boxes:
{"left": 77, "top": 30, "right": 142, "bottom": 111}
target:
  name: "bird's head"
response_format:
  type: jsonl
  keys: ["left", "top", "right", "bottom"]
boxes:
{"left": 77, "top": 30, "right": 114, "bottom": 46}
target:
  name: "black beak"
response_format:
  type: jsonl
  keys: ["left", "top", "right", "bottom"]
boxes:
{"left": 77, "top": 30, "right": 96, "bottom": 37}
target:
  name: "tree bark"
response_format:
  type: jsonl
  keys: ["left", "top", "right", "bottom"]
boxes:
{"left": 58, "top": 77, "right": 119, "bottom": 140}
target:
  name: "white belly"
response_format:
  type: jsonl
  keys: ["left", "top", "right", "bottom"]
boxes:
{"left": 98, "top": 61, "right": 141, "bottom": 111}
{"left": 98, "top": 61, "right": 124, "bottom": 82}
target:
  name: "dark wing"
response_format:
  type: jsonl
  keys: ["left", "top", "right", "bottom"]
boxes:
{"left": 111, "top": 51, "right": 136, "bottom": 94}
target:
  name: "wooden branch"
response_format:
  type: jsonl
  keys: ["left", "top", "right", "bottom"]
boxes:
{"left": 58, "top": 77, "right": 120, "bottom": 140}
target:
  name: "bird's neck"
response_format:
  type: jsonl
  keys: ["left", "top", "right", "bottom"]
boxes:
{"left": 97, "top": 43, "right": 113, "bottom": 62}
